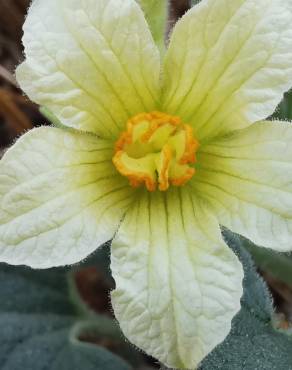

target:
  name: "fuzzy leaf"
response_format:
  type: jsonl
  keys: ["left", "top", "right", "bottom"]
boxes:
{"left": 199, "top": 231, "right": 292, "bottom": 370}
{"left": 0, "top": 260, "right": 131, "bottom": 370}
{"left": 271, "top": 90, "right": 292, "bottom": 121}
{"left": 245, "top": 238, "right": 292, "bottom": 286}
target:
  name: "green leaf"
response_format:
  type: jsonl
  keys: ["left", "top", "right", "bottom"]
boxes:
{"left": 138, "top": 0, "right": 168, "bottom": 54}
{"left": 244, "top": 239, "right": 292, "bottom": 286}
{"left": 271, "top": 90, "right": 292, "bottom": 120}
{"left": 191, "top": 0, "right": 201, "bottom": 6}
{"left": 0, "top": 257, "right": 132, "bottom": 370}
{"left": 3, "top": 237, "right": 292, "bottom": 370}
{"left": 199, "top": 231, "right": 292, "bottom": 370}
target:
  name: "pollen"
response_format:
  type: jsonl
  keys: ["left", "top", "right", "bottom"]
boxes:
{"left": 112, "top": 111, "right": 199, "bottom": 192}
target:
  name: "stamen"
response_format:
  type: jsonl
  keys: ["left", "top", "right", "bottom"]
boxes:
{"left": 113, "top": 111, "right": 199, "bottom": 191}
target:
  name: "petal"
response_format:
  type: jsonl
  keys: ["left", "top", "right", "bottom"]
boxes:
{"left": 193, "top": 121, "right": 292, "bottom": 252}
{"left": 0, "top": 127, "right": 135, "bottom": 268}
{"left": 16, "top": 0, "right": 161, "bottom": 138}
{"left": 162, "top": 0, "right": 292, "bottom": 142}
{"left": 111, "top": 188, "right": 243, "bottom": 369}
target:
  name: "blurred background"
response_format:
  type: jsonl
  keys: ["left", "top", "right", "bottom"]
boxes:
{"left": 1, "top": 0, "right": 292, "bottom": 369}
{"left": 0, "top": 0, "right": 42, "bottom": 151}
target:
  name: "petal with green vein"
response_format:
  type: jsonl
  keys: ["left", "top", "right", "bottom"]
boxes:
{"left": 111, "top": 188, "right": 243, "bottom": 369}
{"left": 162, "top": 0, "right": 292, "bottom": 142}
{"left": 194, "top": 121, "right": 292, "bottom": 252}
{"left": 16, "top": 0, "right": 161, "bottom": 139}
{"left": 0, "top": 127, "right": 135, "bottom": 268}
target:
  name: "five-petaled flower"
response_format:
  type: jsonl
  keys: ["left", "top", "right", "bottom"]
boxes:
{"left": 1, "top": 0, "right": 292, "bottom": 368}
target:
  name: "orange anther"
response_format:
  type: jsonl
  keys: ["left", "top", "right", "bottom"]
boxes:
{"left": 113, "top": 111, "right": 199, "bottom": 191}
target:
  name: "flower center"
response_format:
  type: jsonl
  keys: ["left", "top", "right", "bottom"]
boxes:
{"left": 112, "top": 111, "right": 199, "bottom": 191}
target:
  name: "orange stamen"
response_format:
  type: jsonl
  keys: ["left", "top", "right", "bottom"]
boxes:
{"left": 112, "top": 111, "right": 199, "bottom": 191}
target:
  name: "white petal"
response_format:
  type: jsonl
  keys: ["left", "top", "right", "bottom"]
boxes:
{"left": 162, "top": 0, "right": 292, "bottom": 141}
{"left": 111, "top": 188, "right": 243, "bottom": 369}
{"left": 194, "top": 121, "right": 292, "bottom": 251}
{"left": 0, "top": 128, "right": 135, "bottom": 268}
{"left": 16, "top": 0, "right": 161, "bottom": 138}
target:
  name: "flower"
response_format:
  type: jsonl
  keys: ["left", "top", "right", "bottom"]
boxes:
{"left": 1, "top": 0, "right": 292, "bottom": 368}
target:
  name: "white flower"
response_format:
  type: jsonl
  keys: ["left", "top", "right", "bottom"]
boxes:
{"left": 1, "top": 0, "right": 292, "bottom": 368}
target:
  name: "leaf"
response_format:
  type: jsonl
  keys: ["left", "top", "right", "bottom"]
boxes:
{"left": 0, "top": 256, "right": 132, "bottom": 370}
{"left": 191, "top": 0, "right": 201, "bottom": 5}
{"left": 271, "top": 90, "right": 292, "bottom": 121}
{"left": 2, "top": 235, "right": 292, "bottom": 370}
{"left": 138, "top": 0, "right": 168, "bottom": 54}
{"left": 244, "top": 239, "right": 292, "bottom": 286}
{"left": 199, "top": 230, "right": 292, "bottom": 370}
